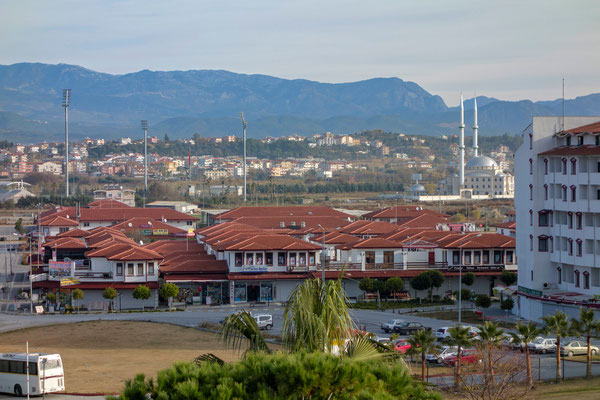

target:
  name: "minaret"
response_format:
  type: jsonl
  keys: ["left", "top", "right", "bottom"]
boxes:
{"left": 459, "top": 94, "right": 465, "bottom": 187}
{"left": 473, "top": 96, "right": 479, "bottom": 157}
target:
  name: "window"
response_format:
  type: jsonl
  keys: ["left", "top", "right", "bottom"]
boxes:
{"left": 309, "top": 252, "right": 316, "bottom": 265}
{"left": 562, "top": 186, "right": 567, "bottom": 201}
{"left": 482, "top": 251, "right": 489, "bottom": 264}
{"left": 529, "top": 210, "right": 533, "bottom": 226}
{"left": 575, "top": 270, "right": 580, "bottom": 287}
{"left": 571, "top": 159, "right": 577, "bottom": 175}
{"left": 246, "top": 253, "right": 254, "bottom": 265}
{"left": 452, "top": 250, "right": 460, "bottom": 264}
{"left": 83, "top": 222, "right": 90, "bottom": 227}
{"left": 571, "top": 186, "right": 576, "bottom": 202}
{"left": 566, "top": 136, "right": 572, "bottom": 146}
{"left": 539, "top": 237, "right": 548, "bottom": 252}
{"left": 531, "top": 270, "right": 534, "bottom": 281}
{"left": 148, "top": 262, "right": 154, "bottom": 274}
{"left": 597, "top": 161, "right": 600, "bottom": 173}
{"left": 116, "top": 262, "right": 123, "bottom": 276}
{"left": 127, "top": 263, "right": 134, "bottom": 275}
{"left": 568, "top": 239, "right": 573, "bottom": 256}
{"left": 137, "top": 263, "right": 144, "bottom": 275}
{"left": 529, "top": 133, "right": 533, "bottom": 149}
{"left": 278, "top": 252, "right": 286, "bottom": 265}
{"left": 365, "top": 251, "right": 376, "bottom": 265}
{"left": 235, "top": 253, "right": 243, "bottom": 267}
{"left": 544, "top": 184, "right": 548, "bottom": 200}
{"left": 597, "top": 189, "right": 600, "bottom": 200}
{"left": 494, "top": 250, "right": 502, "bottom": 263}
{"left": 187, "top": 221, "right": 193, "bottom": 226}
{"left": 577, "top": 240, "right": 583, "bottom": 257}
{"left": 256, "top": 253, "right": 263, "bottom": 265}
{"left": 474, "top": 252, "right": 481, "bottom": 264}
{"left": 266, "top": 252, "right": 273, "bottom": 266}
{"left": 506, "top": 251, "right": 513, "bottom": 263}
{"left": 557, "top": 267, "right": 562, "bottom": 284}
{"left": 578, "top": 136, "right": 584, "bottom": 146}
{"left": 529, "top": 235, "right": 533, "bottom": 251}
{"left": 576, "top": 213, "right": 582, "bottom": 229}
{"left": 529, "top": 159, "right": 533, "bottom": 175}
{"left": 384, "top": 251, "right": 394, "bottom": 266}
{"left": 562, "top": 159, "right": 567, "bottom": 175}
{"left": 464, "top": 251, "right": 471, "bottom": 264}
{"left": 568, "top": 213, "right": 573, "bottom": 229}
{"left": 529, "top": 184, "right": 533, "bottom": 200}
{"left": 544, "top": 159, "right": 548, "bottom": 175}
{"left": 289, "top": 253, "right": 297, "bottom": 266}
{"left": 539, "top": 212, "right": 548, "bottom": 227}
{"left": 584, "top": 272, "right": 590, "bottom": 289}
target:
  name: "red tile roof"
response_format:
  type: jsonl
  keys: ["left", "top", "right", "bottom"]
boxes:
{"left": 55, "top": 228, "right": 92, "bottom": 238}
{"left": 559, "top": 121, "right": 600, "bottom": 135}
{"left": 213, "top": 234, "right": 321, "bottom": 251}
{"left": 163, "top": 274, "right": 228, "bottom": 282}
{"left": 230, "top": 216, "right": 351, "bottom": 230}
{"left": 43, "top": 237, "right": 88, "bottom": 249}
{"left": 214, "top": 206, "right": 354, "bottom": 220}
{"left": 363, "top": 206, "right": 449, "bottom": 220}
{"left": 350, "top": 238, "right": 403, "bottom": 249}
{"left": 160, "top": 259, "right": 228, "bottom": 274}
{"left": 43, "top": 206, "right": 198, "bottom": 223}
{"left": 40, "top": 215, "right": 79, "bottom": 227}
{"left": 111, "top": 218, "right": 187, "bottom": 235}
{"left": 494, "top": 221, "right": 516, "bottom": 230}
{"left": 87, "top": 199, "right": 131, "bottom": 208}
{"left": 339, "top": 220, "right": 400, "bottom": 236}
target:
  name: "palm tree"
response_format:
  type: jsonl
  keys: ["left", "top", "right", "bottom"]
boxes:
{"left": 219, "top": 311, "right": 272, "bottom": 354}
{"left": 282, "top": 278, "right": 354, "bottom": 353}
{"left": 478, "top": 321, "right": 505, "bottom": 380}
{"left": 446, "top": 325, "right": 474, "bottom": 389}
{"left": 511, "top": 321, "right": 541, "bottom": 388}
{"left": 408, "top": 329, "right": 437, "bottom": 382}
{"left": 542, "top": 311, "right": 572, "bottom": 381}
{"left": 571, "top": 308, "right": 600, "bottom": 379}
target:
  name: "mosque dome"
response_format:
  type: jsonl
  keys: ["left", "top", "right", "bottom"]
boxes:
{"left": 465, "top": 155, "right": 498, "bottom": 169}
{"left": 409, "top": 183, "right": 426, "bottom": 192}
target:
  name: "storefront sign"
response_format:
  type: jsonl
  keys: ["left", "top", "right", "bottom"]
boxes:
{"left": 242, "top": 265, "right": 268, "bottom": 273}
{"left": 518, "top": 285, "right": 543, "bottom": 297}
{"left": 60, "top": 277, "right": 80, "bottom": 287}
{"left": 141, "top": 229, "right": 152, "bottom": 235}
{"left": 152, "top": 229, "right": 169, "bottom": 236}
{"left": 49, "top": 261, "right": 72, "bottom": 278}
{"left": 187, "top": 228, "right": 195, "bottom": 237}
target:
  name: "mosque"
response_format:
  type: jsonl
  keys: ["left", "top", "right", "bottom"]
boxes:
{"left": 409, "top": 96, "right": 514, "bottom": 201}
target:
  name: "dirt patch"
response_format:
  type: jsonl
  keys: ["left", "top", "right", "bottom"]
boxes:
{"left": 0, "top": 320, "right": 247, "bottom": 394}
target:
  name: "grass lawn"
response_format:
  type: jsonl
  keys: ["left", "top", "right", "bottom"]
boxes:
{"left": 0, "top": 320, "right": 250, "bottom": 394}
{"left": 529, "top": 376, "right": 600, "bottom": 399}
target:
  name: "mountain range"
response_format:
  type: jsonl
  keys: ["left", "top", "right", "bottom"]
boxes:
{"left": 0, "top": 62, "right": 599, "bottom": 143}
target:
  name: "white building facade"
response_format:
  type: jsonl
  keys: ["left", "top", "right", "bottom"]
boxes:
{"left": 516, "top": 117, "right": 600, "bottom": 321}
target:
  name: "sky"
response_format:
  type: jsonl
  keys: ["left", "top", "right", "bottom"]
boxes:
{"left": 1, "top": 0, "right": 599, "bottom": 106}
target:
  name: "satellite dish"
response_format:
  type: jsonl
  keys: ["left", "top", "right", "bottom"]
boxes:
{"left": 128, "top": 223, "right": 133, "bottom": 227}
{"left": 148, "top": 221, "right": 152, "bottom": 226}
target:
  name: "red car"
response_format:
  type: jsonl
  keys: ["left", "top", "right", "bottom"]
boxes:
{"left": 443, "top": 349, "right": 479, "bottom": 366}
{"left": 394, "top": 339, "right": 412, "bottom": 354}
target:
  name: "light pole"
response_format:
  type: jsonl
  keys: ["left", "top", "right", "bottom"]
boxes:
{"left": 62, "top": 89, "right": 71, "bottom": 198}
{"left": 141, "top": 120, "right": 148, "bottom": 206}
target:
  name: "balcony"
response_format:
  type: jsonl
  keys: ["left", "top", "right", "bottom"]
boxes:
{"left": 325, "top": 262, "right": 507, "bottom": 272}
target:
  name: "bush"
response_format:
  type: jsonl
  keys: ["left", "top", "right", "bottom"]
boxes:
{"left": 160, "top": 283, "right": 179, "bottom": 300}
{"left": 461, "top": 272, "right": 475, "bottom": 286}
{"left": 474, "top": 294, "right": 492, "bottom": 309}
{"left": 109, "top": 352, "right": 440, "bottom": 400}
{"left": 500, "top": 298, "right": 514, "bottom": 311}
{"left": 132, "top": 285, "right": 151, "bottom": 301}
{"left": 500, "top": 270, "right": 517, "bottom": 286}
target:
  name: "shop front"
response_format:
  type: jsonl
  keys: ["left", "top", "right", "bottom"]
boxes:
{"left": 233, "top": 281, "right": 274, "bottom": 303}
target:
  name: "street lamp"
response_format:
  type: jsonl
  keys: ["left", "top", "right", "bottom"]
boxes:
{"left": 458, "top": 232, "right": 482, "bottom": 325}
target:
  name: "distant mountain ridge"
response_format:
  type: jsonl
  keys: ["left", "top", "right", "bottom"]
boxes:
{"left": 0, "top": 62, "right": 599, "bottom": 143}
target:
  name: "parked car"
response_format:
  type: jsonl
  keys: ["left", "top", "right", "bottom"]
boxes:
{"left": 393, "top": 339, "right": 413, "bottom": 354}
{"left": 394, "top": 322, "right": 432, "bottom": 335}
{"left": 560, "top": 341, "right": 599, "bottom": 357}
{"left": 253, "top": 314, "right": 273, "bottom": 330}
{"left": 381, "top": 319, "right": 404, "bottom": 333}
{"left": 426, "top": 346, "right": 458, "bottom": 364}
{"left": 516, "top": 336, "right": 544, "bottom": 352}
{"left": 443, "top": 349, "right": 480, "bottom": 366}
{"left": 528, "top": 337, "right": 557, "bottom": 354}
{"left": 436, "top": 326, "right": 478, "bottom": 341}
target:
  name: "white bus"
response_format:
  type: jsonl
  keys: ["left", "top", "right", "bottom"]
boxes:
{"left": 0, "top": 353, "right": 65, "bottom": 396}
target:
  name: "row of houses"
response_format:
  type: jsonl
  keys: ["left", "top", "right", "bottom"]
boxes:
{"left": 31, "top": 204, "right": 516, "bottom": 309}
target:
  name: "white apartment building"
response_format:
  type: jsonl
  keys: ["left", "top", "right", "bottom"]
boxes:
{"left": 516, "top": 117, "right": 600, "bottom": 322}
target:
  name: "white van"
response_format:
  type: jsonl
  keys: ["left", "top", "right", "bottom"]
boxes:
{"left": 253, "top": 314, "right": 273, "bottom": 330}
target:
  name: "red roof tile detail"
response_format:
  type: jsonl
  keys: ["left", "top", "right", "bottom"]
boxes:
{"left": 87, "top": 199, "right": 131, "bottom": 208}
{"left": 539, "top": 145, "right": 600, "bottom": 156}
{"left": 215, "top": 206, "right": 354, "bottom": 220}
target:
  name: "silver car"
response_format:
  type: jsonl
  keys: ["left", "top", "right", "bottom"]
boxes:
{"left": 426, "top": 346, "right": 458, "bottom": 364}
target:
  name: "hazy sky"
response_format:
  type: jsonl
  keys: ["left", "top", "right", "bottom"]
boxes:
{"left": 1, "top": 0, "right": 599, "bottom": 106}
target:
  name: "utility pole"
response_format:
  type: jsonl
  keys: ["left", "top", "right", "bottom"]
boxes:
{"left": 240, "top": 112, "right": 247, "bottom": 202}
{"left": 62, "top": 89, "right": 71, "bottom": 197}
{"left": 141, "top": 120, "right": 148, "bottom": 206}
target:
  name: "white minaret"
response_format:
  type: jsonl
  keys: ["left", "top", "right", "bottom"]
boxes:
{"left": 473, "top": 96, "right": 479, "bottom": 157}
{"left": 459, "top": 94, "right": 465, "bottom": 187}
